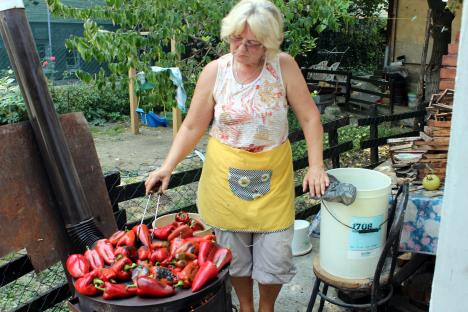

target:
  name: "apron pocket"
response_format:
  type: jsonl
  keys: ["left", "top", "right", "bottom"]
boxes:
{"left": 228, "top": 168, "right": 272, "bottom": 201}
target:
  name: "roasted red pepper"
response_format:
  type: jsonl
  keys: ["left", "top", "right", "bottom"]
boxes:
{"left": 110, "top": 256, "right": 132, "bottom": 273}
{"left": 150, "top": 247, "right": 169, "bottom": 264}
{"left": 136, "top": 276, "right": 176, "bottom": 297}
{"left": 66, "top": 254, "right": 90, "bottom": 279}
{"left": 132, "top": 224, "right": 152, "bottom": 249}
{"left": 131, "top": 265, "right": 151, "bottom": 283}
{"left": 184, "top": 234, "right": 216, "bottom": 244}
{"left": 138, "top": 246, "right": 152, "bottom": 261}
{"left": 169, "top": 237, "right": 185, "bottom": 259}
{"left": 167, "top": 224, "right": 193, "bottom": 241}
{"left": 114, "top": 245, "right": 138, "bottom": 261}
{"left": 175, "top": 252, "right": 197, "bottom": 262}
{"left": 152, "top": 224, "right": 176, "bottom": 240}
{"left": 176, "top": 260, "right": 199, "bottom": 288}
{"left": 175, "top": 211, "right": 190, "bottom": 224}
{"left": 84, "top": 247, "right": 104, "bottom": 270}
{"left": 109, "top": 230, "right": 126, "bottom": 246}
{"left": 74, "top": 271, "right": 99, "bottom": 296}
{"left": 96, "top": 268, "right": 117, "bottom": 282}
{"left": 189, "top": 219, "right": 205, "bottom": 232}
{"left": 110, "top": 256, "right": 136, "bottom": 281}
{"left": 212, "top": 247, "right": 232, "bottom": 271}
{"left": 96, "top": 281, "right": 137, "bottom": 300}
{"left": 117, "top": 230, "right": 136, "bottom": 247}
{"left": 191, "top": 261, "right": 219, "bottom": 292}
{"left": 198, "top": 240, "right": 217, "bottom": 266}
{"left": 176, "top": 241, "right": 199, "bottom": 254}
{"left": 153, "top": 266, "right": 177, "bottom": 285}
{"left": 95, "top": 239, "right": 115, "bottom": 265}
{"left": 151, "top": 239, "right": 169, "bottom": 249}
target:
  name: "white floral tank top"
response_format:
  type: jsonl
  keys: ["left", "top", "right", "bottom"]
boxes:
{"left": 209, "top": 53, "right": 289, "bottom": 152}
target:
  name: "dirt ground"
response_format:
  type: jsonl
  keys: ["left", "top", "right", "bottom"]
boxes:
{"left": 92, "top": 123, "right": 208, "bottom": 176}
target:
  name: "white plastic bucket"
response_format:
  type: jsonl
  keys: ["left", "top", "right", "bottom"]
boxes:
{"left": 292, "top": 220, "right": 313, "bottom": 256}
{"left": 319, "top": 168, "right": 391, "bottom": 279}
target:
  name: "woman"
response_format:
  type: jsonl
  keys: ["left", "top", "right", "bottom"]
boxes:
{"left": 145, "top": 0, "right": 329, "bottom": 311}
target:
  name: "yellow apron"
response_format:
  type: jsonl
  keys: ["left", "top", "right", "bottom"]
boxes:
{"left": 197, "top": 137, "right": 295, "bottom": 232}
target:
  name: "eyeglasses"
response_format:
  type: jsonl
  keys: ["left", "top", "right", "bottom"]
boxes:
{"left": 229, "top": 35, "right": 263, "bottom": 51}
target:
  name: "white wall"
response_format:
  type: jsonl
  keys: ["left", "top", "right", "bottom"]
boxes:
{"left": 430, "top": 3, "right": 468, "bottom": 312}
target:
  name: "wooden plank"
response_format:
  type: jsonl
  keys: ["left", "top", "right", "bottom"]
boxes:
{"left": 361, "top": 131, "right": 420, "bottom": 149}
{"left": 414, "top": 144, "right": 449, "bottom": 151}
{"left": 427, "top": 120, "right": 451, "bottom": 128}
{"left": 390, "top": 143, "right": 413, "bottom": 151}
{"left": 423, "top": 153, "right": 448, "bottom": 159}
{"left": 419, "top": 132, "right": 433, "bottom": 142}
{"left": 128, "top": 67, "right": 139, "bottom": 135}
{"left": 172, "top": 107, "right": 183, "bottom": 138}
{"left": 414, "top": 138, "right": 450, "bottom": 146}
{"left": 387, "top": 137, "right": 421, "bottom": 143}
{"left": 171, "top": 38, "right": 183, "bottom": 137}
{"left": 433, "top": 129, "right": 451, "bottom": 137}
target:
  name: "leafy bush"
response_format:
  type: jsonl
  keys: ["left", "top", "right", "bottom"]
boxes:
{"left": 50, "top": 83, "right": 129, "bottom": 125}
{"left": 0, "top": 70, "right": 129, "bottom": 126}
{"left": 0, "top": 70, "right": 27, "bottom": 125}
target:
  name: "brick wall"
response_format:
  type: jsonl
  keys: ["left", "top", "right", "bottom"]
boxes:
{"left": 439, "top": 33, "right": 460, "bottom": 90}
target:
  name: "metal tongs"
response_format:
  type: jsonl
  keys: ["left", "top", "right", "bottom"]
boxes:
{"left": 138, "top": 182, "right": 163, "bottom": 240}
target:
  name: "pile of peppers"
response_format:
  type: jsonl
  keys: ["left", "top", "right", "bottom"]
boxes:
{"left": 66, "top": 212, "right": 232, "bottom": 299}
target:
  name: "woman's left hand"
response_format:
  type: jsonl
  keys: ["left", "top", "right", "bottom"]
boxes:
{"left": 303, "top": 165, "right": 330, "bottom": 198}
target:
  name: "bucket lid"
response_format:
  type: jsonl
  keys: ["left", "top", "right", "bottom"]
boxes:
{"left": 327, "top": 168, "right": 391, "bottom": 198}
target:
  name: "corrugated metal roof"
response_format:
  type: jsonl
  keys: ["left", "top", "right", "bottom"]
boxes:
{"left": 25, "top": 0, "right": 106, "bottom": 23}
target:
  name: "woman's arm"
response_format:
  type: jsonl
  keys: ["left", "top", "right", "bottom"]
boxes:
{"left": 279, "top": 53, "right": 329, "bottom": 197}
{"left": 145, "top": 60, "right": 218, "bottom": 193}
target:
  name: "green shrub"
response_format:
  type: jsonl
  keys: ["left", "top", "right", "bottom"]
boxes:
{"left": 50, "top": 83, "right": 129, "bottom": 125}
{"left": 0, "top": 73, "right": 130, "bottom": 126}
{"left": 0, "top": 70, "right": 27, "bottom": 125}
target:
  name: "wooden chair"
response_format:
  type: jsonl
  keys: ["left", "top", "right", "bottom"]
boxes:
{"left": 306, "top": 183, "right": 409, "bottom": 312}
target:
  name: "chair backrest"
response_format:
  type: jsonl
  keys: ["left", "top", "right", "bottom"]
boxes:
{"left": 371, "top": 183, "right": 409, "bottom": 299}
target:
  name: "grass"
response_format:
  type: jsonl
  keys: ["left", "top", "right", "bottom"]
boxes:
{"left": 90, "top": 123, "right": 127, "bottom": 136}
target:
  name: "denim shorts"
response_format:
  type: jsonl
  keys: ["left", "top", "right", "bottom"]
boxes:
{"left": 214, "top": 226, "right": 296, "bottom": 284}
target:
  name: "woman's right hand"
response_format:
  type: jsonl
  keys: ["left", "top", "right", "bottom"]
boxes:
{"left": 145, "top": 167, "right": 172, "bottom": 195}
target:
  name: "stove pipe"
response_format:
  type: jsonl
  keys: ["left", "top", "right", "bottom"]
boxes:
{"left": 0, "top": 1, "right": 103, "bottom": 252}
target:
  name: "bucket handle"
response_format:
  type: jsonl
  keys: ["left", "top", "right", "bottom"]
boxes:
{"left": 321, "top": 200, "right": 388, "bottom": 234}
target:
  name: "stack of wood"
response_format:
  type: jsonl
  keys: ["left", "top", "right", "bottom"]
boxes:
{"left": 387, "top": 137, "right": 425, "bottom": 183}
{"left": 415, "top": 89, "right": 453, "bottom": 181}
{"left": 388, "top": 89, "right": 453, "bottom": 183}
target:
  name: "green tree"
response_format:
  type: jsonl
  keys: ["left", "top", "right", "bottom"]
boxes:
{"left": 47, "top": 0, "right": 350, "bottom": 113}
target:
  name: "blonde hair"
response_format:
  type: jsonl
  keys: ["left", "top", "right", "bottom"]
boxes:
{"left": 221, "top": 0, "right": 284, "bottom": 60}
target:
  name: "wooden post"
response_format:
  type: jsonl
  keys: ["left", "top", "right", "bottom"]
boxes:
{"left": 128, "top": 67, "right": 139, "bottom": 135}
{"left": 171, "top": 38, "right": 183, "bottom": 138}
